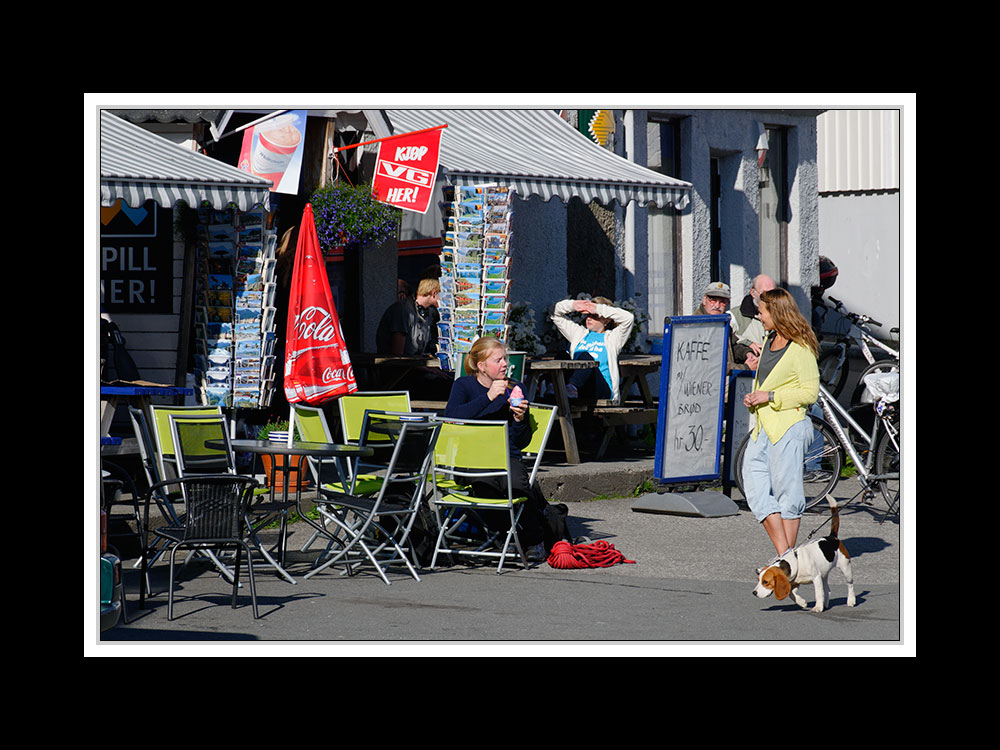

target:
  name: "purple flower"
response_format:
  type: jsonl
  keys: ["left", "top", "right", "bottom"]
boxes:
{"left": 311, "top": 181, "right": 401, "bottom": 250}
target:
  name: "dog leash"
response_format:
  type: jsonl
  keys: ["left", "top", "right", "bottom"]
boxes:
{"left": 804, "top": 486, "right": 870, "bottom": 542}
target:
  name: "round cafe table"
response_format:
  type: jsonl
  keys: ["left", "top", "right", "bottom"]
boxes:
{"left": 207, "top": 439, "right": 373, "bottom": 583}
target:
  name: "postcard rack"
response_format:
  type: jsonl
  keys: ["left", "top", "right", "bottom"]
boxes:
{"left": 437, "top": 184, "right": 513, "bottom": 369}
{"left": 191, "top": 207, "right": 277, "bottom": 408}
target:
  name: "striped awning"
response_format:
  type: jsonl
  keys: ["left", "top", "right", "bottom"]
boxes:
{"left": 384, "top": 109, "right": 691, "bottom": 210}
{"left": 100, "top": 110, "right": 273, "bottom": 212}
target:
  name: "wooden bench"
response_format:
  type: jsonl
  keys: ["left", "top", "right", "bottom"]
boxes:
{"left": 410, "top": 399, "right": 449, "bottom": 413}
{"left": 590, "top": 403, "right": 658, "bottom": 459}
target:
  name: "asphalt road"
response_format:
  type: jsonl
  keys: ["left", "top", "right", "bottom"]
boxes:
{"left": 95, "top": 474, "right": 907, "bottom": 653}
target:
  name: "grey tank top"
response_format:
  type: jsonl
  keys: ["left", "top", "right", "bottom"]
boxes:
{"left": 757, "top": 335, "right": 790, "bottom": 384}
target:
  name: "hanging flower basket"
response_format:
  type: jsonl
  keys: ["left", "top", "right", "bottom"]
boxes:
{"left": 310, "top": 181, "right": 401, "bottom": 252}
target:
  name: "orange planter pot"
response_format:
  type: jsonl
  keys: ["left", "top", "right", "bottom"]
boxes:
{"left": 260, "top": 454, "right": 311, "bottom": 491}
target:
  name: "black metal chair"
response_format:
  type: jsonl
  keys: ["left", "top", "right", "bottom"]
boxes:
{"left": 168, "top": 413, "right": 297, "bottom": 583}
{"left": 142, "top": 475, "right": 262, "bottom": 620}
{"left": 130, "top": 407, "right": 238, "bottom": 605}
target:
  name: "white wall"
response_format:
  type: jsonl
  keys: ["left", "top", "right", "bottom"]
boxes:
{"left": 817, "top": 191, "right": 900, "bottom": 334}
{"left": 816, "top": 109, "right": 901, "bottom": 337}
{"left": 626, "top": 109, "right": 822, "bottom": 317}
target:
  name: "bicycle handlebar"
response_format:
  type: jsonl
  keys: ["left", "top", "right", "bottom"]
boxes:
{"left": 827, "top": 296, "right": 882, "bottom": 329}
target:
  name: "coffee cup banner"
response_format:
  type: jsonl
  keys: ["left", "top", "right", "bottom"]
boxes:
{"left": 238, "top": 111, "right": 307, "bottom": 195}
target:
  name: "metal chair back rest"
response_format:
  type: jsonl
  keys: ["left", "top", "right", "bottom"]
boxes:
{"left": 168, "top": 414, "right": 235, "bottom": 476}
{"left": 128, "top": 405, "right": 163, "bottom": 489}
{"left": 151, "top": 405, "right": 223, "bottom": 479}
{"left": 433, "top": 419, "right": 512, "bottom": 494}
{"left": 129, "top": 405, "right": 182, "bottom": 524}
{"left": 359, "top": 410, "right": 431, "bottom": 444}
{"left": 176, "top": 475, "right": 256, "bottom": 543}
{"left": 291, "top": 403, "right": 334, "bottom": 443}
{"left": 291, "top": 403, "right": 347, "bottom": 487}
{"left": 337, "top": 392, "right": 411, "bottom": 445}
{"left": 364, "top": 413, "right": 439, "bottom": 479}
{"left": 520, "top": 403, "right": 558, "bottom": 485}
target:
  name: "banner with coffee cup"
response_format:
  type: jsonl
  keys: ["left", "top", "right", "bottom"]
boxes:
{"left": 238, "top": 110, "right": 306, "bottom": 195}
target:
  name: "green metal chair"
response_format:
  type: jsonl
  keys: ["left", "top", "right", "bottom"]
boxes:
{"left": 150, "top": 405, "right": 224, "bottom": 481}
{"left": 289, "top": 403, "right": 349, "bottom": 488}
{"left": 304, "top": 417, "right": 442, "bottom": 585}
{"left": 293, "top": 402, "right": 431, "bottom": 553}
{"left": 519, "top": 403, "right": 558, "bottom": 486}
{"left": 430, "top": 418, "right": 530, "bottom": 573}
{"left": 167, "top": 413, "right": 237, "bottom": 476}
{"left": 336, "top": 391, "right": 412, "bottom": 446}
{"left": 302, "top": 391, "right": 410, "bottom": 495}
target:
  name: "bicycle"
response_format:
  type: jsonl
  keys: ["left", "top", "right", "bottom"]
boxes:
{"left": 812, "top": 295, "right": 899, "bottom": 400}
{"left": 734, "top": 373, "right": 900, "bottom": 521}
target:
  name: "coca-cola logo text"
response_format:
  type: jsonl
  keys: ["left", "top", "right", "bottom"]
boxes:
{"left": 293, "top": 305, "right": 340, "bottom": 342}
{"left": 322, "top": 365, "right": 354, "bottom": 384}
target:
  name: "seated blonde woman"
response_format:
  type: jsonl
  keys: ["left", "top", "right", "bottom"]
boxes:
{"left": 443, "top": 336, "right": 549, "bottom": 562}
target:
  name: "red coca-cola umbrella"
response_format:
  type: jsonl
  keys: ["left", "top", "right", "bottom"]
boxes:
{"left": 283, "top": 203, "right": 357, "bottom": 425}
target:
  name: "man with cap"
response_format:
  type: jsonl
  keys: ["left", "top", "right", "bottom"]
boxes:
{"left": 696, "top": 281, "right": 733, "bottom": 317}
{"left": 694, "top": 281, "right": 740, "bottom": 371}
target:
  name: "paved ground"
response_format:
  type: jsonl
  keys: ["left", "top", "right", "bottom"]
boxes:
{"left": 93, "top": 466, "right": 909, "bottom": 654}
{"left": 92, "top": 354, "right": 911, "bottom": 654}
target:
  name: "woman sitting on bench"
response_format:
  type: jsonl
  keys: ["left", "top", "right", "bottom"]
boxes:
{"left": 551, "top": 297, "right": 634, "bottom": 404}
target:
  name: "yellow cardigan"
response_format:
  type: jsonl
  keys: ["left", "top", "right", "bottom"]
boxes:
{"left": 750, "top": 339, "right": 820, "bottom": 444}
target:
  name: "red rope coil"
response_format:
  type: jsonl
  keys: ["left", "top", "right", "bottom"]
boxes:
{"left": 546, "top": 540, "right": 636, "bottom": 569}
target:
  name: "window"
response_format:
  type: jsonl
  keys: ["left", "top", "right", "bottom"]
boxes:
{"left": 758, "top": 126, "right": 788, "bottom": 285}
{"left": 646, "top": 116, "right": 682, "bottom": 324}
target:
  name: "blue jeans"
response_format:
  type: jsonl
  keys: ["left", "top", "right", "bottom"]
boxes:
{"left": 568, "top": 351, "right": 612, "bottom": 400}
{"left": 741, "top": 418, "right": 813, "bottom": 523}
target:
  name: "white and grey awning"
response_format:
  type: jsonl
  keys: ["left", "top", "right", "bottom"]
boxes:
{"left": 384, "top": 109, "right": 691, "bottom": 210}
{"left": 100, "top": 110, "right": 273, "bottom": 212}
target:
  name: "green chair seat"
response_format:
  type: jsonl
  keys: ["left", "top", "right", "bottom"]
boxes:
{"left": 437, "top": 492, "right": 527, "bottom": 507}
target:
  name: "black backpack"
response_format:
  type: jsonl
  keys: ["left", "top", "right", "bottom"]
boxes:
{"left": 101, "top": 319, "right": 141, "bottom": 382}
{"left": 543, "top": 503, "right": 572, "bottom": 552}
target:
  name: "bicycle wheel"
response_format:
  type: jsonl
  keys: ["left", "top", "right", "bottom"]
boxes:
{"left": 817, "top": 344, "right": 851, "bottom": 398}
{"left": 734, "top": 415, "right": 843, "bottom": 512}
{"left": 873, "top": 418, "right": 900, "bottom": 514}
{"left": 851, "top": 358, "right": 901, "bottom": 405}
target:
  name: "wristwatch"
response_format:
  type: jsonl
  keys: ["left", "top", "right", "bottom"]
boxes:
{"left": 768, "top": 391, "right": 775, "bottom": 403}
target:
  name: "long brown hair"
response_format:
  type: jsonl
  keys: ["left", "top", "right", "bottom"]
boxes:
{"left": 759, "top": 288, "right": 819, "bottom": 357}
{"left": 464, "top": 336, "right": 505, "bottom": 376}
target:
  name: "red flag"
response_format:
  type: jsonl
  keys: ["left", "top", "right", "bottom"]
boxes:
{"left": 284, "top": 203, "right": 357, "bottom": 405}
{"left": 372, "top": 126, "right": 444, "bottom": 214}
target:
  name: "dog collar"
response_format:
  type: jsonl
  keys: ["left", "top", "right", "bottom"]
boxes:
{"left": 783, "top": 549, "right": 798, "bottom": 579}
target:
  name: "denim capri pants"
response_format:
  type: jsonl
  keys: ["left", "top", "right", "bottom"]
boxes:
{"left": 741, "top": 417, "right": 813, "bottom": 523}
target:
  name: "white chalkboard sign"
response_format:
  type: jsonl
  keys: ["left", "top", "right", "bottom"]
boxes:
{"left": 654, "top": 315, "right": 731, "bottom": 483}
{"left": 723, "top": 369, "right": 755, "bottom": 487}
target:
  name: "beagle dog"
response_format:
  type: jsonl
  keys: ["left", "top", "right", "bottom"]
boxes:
{"left": 753, "top": 498, "right": 857, "bottom": 612}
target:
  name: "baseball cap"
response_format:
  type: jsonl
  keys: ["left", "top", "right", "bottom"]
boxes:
{"left": 704, "top": 281, "right": 730, "bottom": 299}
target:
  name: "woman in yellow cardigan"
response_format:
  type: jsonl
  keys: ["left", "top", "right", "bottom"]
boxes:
{"left": 741, "top": 288, "right": 820, "bottom": 567}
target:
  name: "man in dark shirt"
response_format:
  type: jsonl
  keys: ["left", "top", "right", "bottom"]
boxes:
{"left": 377, "top": 277, "right": 441, "bottom": 355}
{"left": 375, "top": 278, "right": 452, "bottom": 398}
